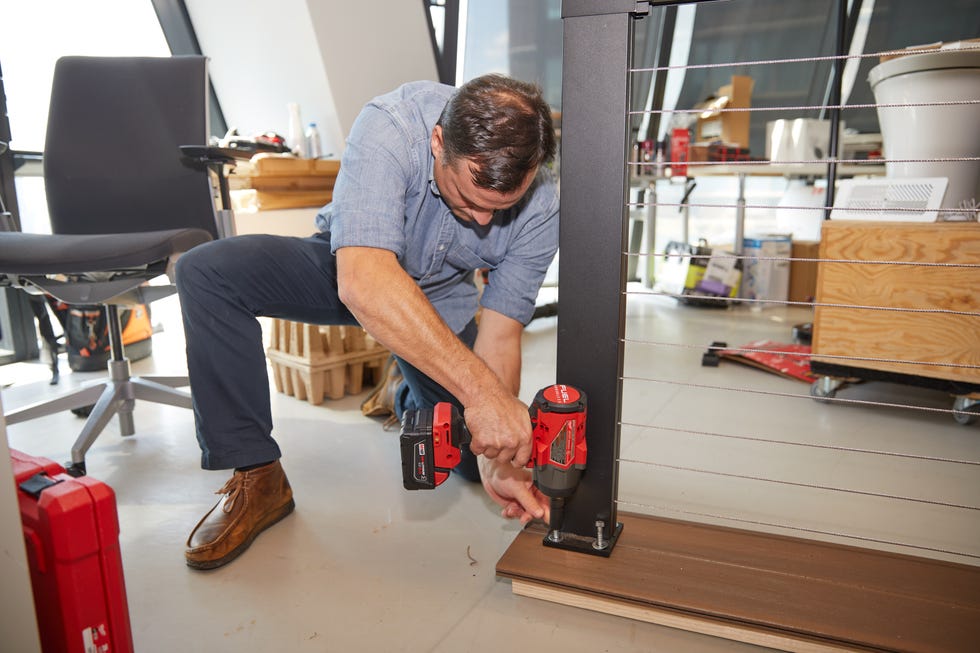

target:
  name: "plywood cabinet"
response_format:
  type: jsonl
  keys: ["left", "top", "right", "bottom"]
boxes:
{"left": 811, "top": 220, "right": 980, "bottom": 388}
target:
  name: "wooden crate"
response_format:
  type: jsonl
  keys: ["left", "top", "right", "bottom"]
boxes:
{"left": 242, "top": 155, "right": 340, "bottom": 209}
{"left": 812, "top": 221, "right": 980, "bottom": 385}
{"left": 266, "top": 320, "right": 389, "bottom": 404}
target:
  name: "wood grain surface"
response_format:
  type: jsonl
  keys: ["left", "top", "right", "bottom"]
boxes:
{"left": 812, "top": 221, "right": 980, "bottom": 383}
{"left": 497, "top": 513, "right": 980, "bottom": 652}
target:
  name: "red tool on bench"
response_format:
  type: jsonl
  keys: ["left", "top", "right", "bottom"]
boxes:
{"left": 399, "top": 384, "right": 587, "bottom": 539}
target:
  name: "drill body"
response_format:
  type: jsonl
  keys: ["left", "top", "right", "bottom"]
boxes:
{"left": 399, "top": 384, "right": 587, "bottom": 535}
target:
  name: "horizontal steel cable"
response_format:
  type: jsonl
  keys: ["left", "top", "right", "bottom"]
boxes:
{"left": 620, "top": 375, "right": 965, "bottom": 417}
{"left": 631, "top": 199, "right": 978, "bottom": 216}
{"left": 631, "top": 99, "right": 980, "bottom": 116}
{"left": 623, "top": 288, "right": 980, "bottom": 317}
{"left": 627, "top": 156, "right": 980, "bottom": 167}
{"left": 618, "top": 421, "right": 980, "bottom": 466}
{"left": 618, "top": 35, "right": 980, "bottom": 564}
{"left": 621, "top": 337, "right": 980, "bottom": 372}
{"left": 614, "top": 498, "right": 980, "bottom": 560}
{"left": 617, "top": 457, "right": 980, "bottom": 511}
{"left": 629, "top": 44, "right": 980, "bottom": 74}
{"left": 621, "top": 251, "right": 980, "bottom": 270}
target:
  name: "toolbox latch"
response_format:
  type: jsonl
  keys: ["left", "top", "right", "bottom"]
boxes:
{"left": 19, "top": 472, "right": 63, "bottom": 498}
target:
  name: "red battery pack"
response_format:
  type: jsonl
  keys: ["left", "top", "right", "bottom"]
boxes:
{"left": 11, "top": 449, "right": 134, "bottom": 653}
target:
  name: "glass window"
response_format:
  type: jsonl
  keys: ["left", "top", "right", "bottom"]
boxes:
{"left": 459, "top": 0, "right": 562, "bottom": 111}
{"left": 632, "top": 0, "right": 980, "bottom": 155}
{"left": 845, "top": 0, "right": 980, "bottom": 134}
{"left": 0, "top": 1, "right": 170, "bottom": 153}
{"left": 0, "top": 1, "right": 169, "bottom": 234}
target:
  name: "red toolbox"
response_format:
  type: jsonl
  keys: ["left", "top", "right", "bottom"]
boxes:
{"left": 11, "top": 449, "right": 134, "bottom": 653}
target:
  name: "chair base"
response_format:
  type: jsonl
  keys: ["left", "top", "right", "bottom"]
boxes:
{"left": 5, "top": 355, "right": 191, "bottom": 476}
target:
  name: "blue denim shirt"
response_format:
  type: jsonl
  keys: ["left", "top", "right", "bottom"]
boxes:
{"left": 314, "top": 81, "right": 559, "bottom": 333}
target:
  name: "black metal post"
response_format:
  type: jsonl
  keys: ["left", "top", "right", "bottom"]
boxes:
{"left": 554, "top": 0, "right": 647, "bottom": 555}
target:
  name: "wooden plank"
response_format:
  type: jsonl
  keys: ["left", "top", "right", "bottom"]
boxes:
{"left": 250, "top": 156, "right": 340, "bottom": 176}
{"left": 250, "top": 189, "right": 332, "bottom": 210}
{"left": 812, "top": 221, "right": 980, "bottom": 383}
{"left": 248, "top": 175, "right": 336, "bottom": 192}
{"left": 496, "top": 513, "right": 980, "bottom": 653}
{"left": 511, "top": 581, "right": 870, "bottom": 653}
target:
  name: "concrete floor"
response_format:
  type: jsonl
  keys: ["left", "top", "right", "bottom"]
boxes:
{"left": 3, "top": 288, "right": 977, "bottom": 652}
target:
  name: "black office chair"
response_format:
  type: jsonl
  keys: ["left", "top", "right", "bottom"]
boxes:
{"left": 0, "top": 55, "right": 232, "bottom": 476}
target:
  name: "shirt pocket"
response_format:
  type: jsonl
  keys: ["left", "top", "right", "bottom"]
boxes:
{"left": 445, "top": 242, "right": 496, "bottom": 272}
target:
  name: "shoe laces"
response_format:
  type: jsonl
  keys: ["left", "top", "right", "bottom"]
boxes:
{"left": 215, "top": 473, "right": 247, "bottom": 513}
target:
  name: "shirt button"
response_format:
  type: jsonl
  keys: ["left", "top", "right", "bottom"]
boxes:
{"left": 438, "top": 245, "right": 445, "bottom": 251}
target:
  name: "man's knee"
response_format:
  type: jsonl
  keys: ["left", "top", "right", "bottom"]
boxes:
{"left": 174, "top": 241, "right": 212, "bottom": 290}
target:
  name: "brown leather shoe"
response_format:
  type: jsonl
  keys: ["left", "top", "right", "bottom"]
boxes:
{"left": 185, "top": 461, "right": 295, "bottom": 570}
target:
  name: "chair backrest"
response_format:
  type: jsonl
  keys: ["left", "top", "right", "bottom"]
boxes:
{"left": 43, "top": 56, "right": 220, "bottom": 239}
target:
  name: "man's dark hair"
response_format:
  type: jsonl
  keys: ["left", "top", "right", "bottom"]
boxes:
{"left": 437, "top": 74, "right": 556, "bottom": 193}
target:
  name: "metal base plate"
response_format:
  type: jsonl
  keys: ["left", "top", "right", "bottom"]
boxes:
{"left": 541, "top": 522, "right": 623, "bottom": 557}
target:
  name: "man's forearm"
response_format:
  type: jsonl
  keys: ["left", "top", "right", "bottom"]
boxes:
{"left": 336, "top": 247, "right": 508, "bottom": 407}
{"left": 473, "top": 308, "right": 523, "bottom": 396}
{"left": 338, "top": 246, "right": 533, "bottom": 464}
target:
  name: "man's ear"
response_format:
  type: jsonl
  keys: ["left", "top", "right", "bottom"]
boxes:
{"left": 430, "top": 125, "right": 444, "bottom": 162}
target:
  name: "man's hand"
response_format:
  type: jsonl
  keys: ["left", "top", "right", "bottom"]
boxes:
{"left": 463, "top": 392, "right": 533, "bottom": 467}
{"left": 337, "top": 248, "right": 531, "bottom": 466}
{"left": 467, "top": 308, "right": 530, "bottom": 466}
{"left": 478, "top": 455, "right": 550, "bottom": 525}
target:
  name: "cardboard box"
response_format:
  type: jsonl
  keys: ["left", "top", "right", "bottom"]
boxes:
{"left": 789, "top": 240, "right": 820, "bottom": 303}
{"left": 688, "top": 144, "right": 710, "bottom": 163}
{"left": 741, "top": 234, "right": 791, "bottom": 303}
{"left": 878, "top": 38, "right": 980, "bottom": 63}
{"left": 661, "top": 240, "right": 741, "bottom": 306}
{"left": 694, "top": 75, "right": 754, "bottom": 149}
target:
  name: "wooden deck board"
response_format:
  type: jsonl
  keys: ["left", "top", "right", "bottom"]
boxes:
{"left": 496, "top": 513, "right": 980, "bottom": 652}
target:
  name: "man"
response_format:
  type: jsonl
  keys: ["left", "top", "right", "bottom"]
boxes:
{"left": 175, "top": 74, "right": 559, "bottom": 570}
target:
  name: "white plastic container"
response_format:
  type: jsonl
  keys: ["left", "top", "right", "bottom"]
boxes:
{"left": 869, "top": 48, "right": 980, "bottom": 213}
{"left": 287, "top": 102, "right": 306, "bottom": 158}
{"left": 305, "top": 123, "right": 322, "bottom": 159}
{"left": 765, "top": 119, "right": 845, "bottom": 162}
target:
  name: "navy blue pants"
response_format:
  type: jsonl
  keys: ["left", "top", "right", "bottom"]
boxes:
{"left": 174, "top": 232, "right": 479, "bottom": 481}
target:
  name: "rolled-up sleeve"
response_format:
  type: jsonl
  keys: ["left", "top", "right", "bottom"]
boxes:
{"left": 327, "top": 106, "right": 417, "bottom": 259}
{"left": 481, "top": 180, "right": 559, "bottom": 325}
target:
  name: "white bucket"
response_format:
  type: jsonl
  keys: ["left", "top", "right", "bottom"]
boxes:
{"left": 869, "top": 49, "right": 980, "bottom": 214}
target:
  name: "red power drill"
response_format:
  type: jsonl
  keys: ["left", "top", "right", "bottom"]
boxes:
{"left": 400, "top": 384, "right": 587, "bottom": 538}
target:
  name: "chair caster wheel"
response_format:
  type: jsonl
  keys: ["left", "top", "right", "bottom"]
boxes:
{"left": 64, "top": 461, "right": 87, "bottom": 477}
{"left": 71, "top": 404, "right": 95, "bottom": 418}
{"left": 952, "top": 396, "right": 979, "bottom": 426}
{"left": 810, "top": 376, "right": 842, "bottom": 403}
